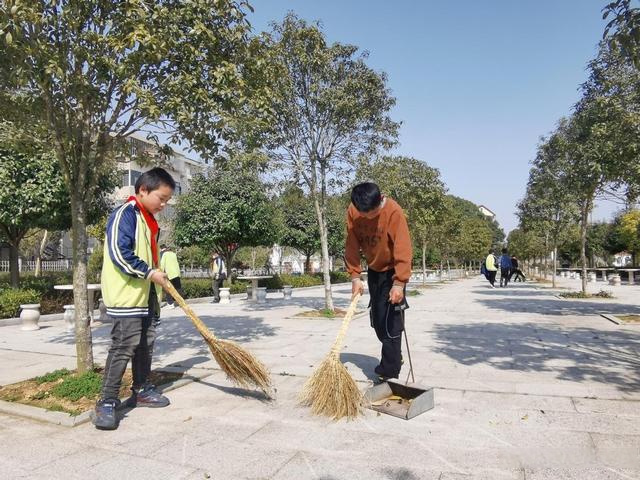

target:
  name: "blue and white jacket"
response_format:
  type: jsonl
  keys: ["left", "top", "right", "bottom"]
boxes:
{"left": 101, "top": 200, "right": 161, "bottom": 318}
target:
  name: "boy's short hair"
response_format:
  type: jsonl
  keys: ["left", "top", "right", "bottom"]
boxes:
{"left": 351, "top": 182, "right": 382, "bottom": 213}
{"left": 135, "top": 167, "right": 176, "bottom": 194}
{"left": 502, "top": 248, "right": 508, "bottom": 254}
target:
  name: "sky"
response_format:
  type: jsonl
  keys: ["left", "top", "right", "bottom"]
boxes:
{"left": 246, "top": 0, "right": 619, "bottom": 234}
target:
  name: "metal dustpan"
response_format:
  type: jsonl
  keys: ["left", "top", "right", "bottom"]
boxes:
{"left": 364, "top": 306, "right": 434, "bottom": 420}
{"left": 364, "top": 380, "right": 434, "bottom": 420}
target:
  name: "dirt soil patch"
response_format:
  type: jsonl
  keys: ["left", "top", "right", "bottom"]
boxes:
{"left": 0, "top": 368, "right": 184, "bottom": 416}
{"left": 294, "top": 308, "right": 365, "bottom": 319}
{"left": 619, "top": 315, "right": 640, "bottom": 323}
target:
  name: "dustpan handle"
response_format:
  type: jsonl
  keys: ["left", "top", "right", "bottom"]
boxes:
{"left": 402, "top": 310, "right": 415, "bottom": 385}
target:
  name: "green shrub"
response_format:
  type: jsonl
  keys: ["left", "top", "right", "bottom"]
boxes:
{"left": 51, "top": 370, "right": 102, "bottom": 401}
{"left": 34, "top": 368, "right": 72, "bottom": 384}
{"left": 180, "top": 278, "right": 212, "bottom": 299}
{"left": 329, "top": 271, "right": 351, "bottom": 283}
{"left": 0, "top": 288, "right": 40, "bottom": 318}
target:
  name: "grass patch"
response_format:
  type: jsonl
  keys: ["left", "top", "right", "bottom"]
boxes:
{"left": 34, "top": 368, "right": 71, "bottom": 385}
{"left": 559, "top": 289, "right": 614, "bottom": 299}
{"left": 294, "top": 307, "right": 361, "bottom": 319}
{"left": 406, "top": 290, "right": 421, "bottom": 297}
{"left": 0, "top": 368, "right": 184, "bottom": 416}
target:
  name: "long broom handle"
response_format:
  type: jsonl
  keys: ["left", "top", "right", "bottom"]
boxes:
{"left": 162, "top": 280, "right": 216, "bottom": 339}
{"left": 329, "top": 292, "right": 362, "bottom": 357}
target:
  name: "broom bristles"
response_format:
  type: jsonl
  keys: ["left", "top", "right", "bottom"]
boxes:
{"left": 300, "top": 354, "right": 362, "bottom": 420}
{"left": 163, "top": 280, "right": 273, "bottom": 396}
{"left": 299, "top": 293, "right": 363, "bottom": 420}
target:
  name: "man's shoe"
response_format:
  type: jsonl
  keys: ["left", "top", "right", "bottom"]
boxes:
{"left": 128, "top": 384, "right": 170, "bottom": 408}
{"left": 91, "top": 399, "right": 120, "bottom": 430}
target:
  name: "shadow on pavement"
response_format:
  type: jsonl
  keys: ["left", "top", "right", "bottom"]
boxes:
{"left": 433, "top": 321, "right": 640, "bottom": 392}
{"left": 475, "top": 297, "right": 640, "bottom": 316}
{"left": 195, "top": 378, "right": 272, "bottom": 402}
{"left": 340, "top": 352, "right": 379, "bottom": 381}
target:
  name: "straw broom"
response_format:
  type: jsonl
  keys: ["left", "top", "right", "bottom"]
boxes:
{"left": 299, "top": 292, "right": 363, "bottom": 420}
{"left": 162, "top": 280, "right": 272, "bottom": 396}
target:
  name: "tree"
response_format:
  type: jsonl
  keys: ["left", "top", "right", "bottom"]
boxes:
{"left": 0, "top": 147, "right": 70, "bottom": 286}
{"left": 603, "top": 0, "right": 640, "bottom": 68}
{"left": 617, "top": 209, "right": 640, "bottom": 264}
{"left": 278, "top": 185, "right": 320, "bottom": 273}
{"left": 518, "top": 134, "right": 580, "bottom": 286}
{"left": 259, "top": 14, "right": 399, "bottom": 311}
{"left": 174, "top": 168, "right": 278, "bottom": 275}
{"left": 358, "top": 155, "right": 446, "bottom": 282}
{"left": 1, "top": 0, "right": 267, "bottom": 372}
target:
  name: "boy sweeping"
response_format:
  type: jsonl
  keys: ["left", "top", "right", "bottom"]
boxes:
{"left": 92, "top": 167, "right": 175, "bottom": 430}
{"left": 345, "top": 182, "right": 412, "bottom": 382}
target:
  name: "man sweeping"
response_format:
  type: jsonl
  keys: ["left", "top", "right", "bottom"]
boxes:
{"left": 345, "top": 182, "right": 412, "bottom": 383}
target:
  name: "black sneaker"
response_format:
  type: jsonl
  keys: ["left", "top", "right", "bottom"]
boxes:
{"left": 128, "top": 384, "right": 170, "bottom": 408}
{"left": 91, "top": 399, "right": 120, "bottom": 430}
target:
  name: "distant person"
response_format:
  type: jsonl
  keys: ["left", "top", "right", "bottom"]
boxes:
{"left": 160, "top": 245, "right": 182, "bottom": 309}
{"left": 210, "top": 252, "right": 227, "bottom": 303}
{"left": 498, "top": 248, "right": 513, "bottom": 287}
{"left": 484, "top": 250, "right": 498, "bottom": 288}
{"left": 509, "top": 256, "right": 526, "bottom": 282}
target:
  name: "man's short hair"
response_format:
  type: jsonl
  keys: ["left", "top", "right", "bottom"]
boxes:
{"left": 135, "top": 167, "right": 176, "bottom": 194}
{"left": 351, "top": 182, "right": 382, "bottom": 213}
{"left": 502, "top": 248, "right": 508, "bottom": 254}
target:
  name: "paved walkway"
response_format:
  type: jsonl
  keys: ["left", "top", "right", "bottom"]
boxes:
{"left": 0, "top": 277, "right": 639, "bottom": 479}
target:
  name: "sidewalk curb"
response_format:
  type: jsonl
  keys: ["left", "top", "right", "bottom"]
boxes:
{"left": 0, "top": 366, "right": 214, "bottom": 427}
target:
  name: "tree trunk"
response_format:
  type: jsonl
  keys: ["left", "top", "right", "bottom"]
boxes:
{"left": 8, "top": 241, "right": 20, "bottom": 288}
{"left": 311, "top": 193, "right": 334, "bottom": 311}
{"left": 580, "top": 204, "right": 589, "bottom": 295}
{"left": 421, "top": 241, "right": 427, "bottom": 286}
{"left": 552, "top": 243, "right": 558, "bottom": 288}
{"left": 304, "top": 254, "right": 312, "bottom": 274}
{"left": 70, "top": 199, "right": 94, "bottom": 373}
{"left": 35, "top": 230, "right": 50, "bottom": 278}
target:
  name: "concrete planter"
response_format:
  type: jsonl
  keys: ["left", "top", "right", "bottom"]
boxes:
{"left": 219, "top": 288, "right": 231, "bottom": 304}
{"left": 588, "top": 272, "right": 597, "bottom": 283}
{"left": 246, "top": 286, "right": 253, "bottom": 300}
{"left": 608, "top": 274, "right": 621, "bottom": 286}
{"left": 63, "top": 305, "right": 75, "bottom": 331}
{"left": 283, "top": 285, "right": 293, "bottom": 299}
{"left": 20, "top": 304, "right": 41, "bottom": 331}
{"left": 256, "top": 287, "right": 267, "bottom": 304}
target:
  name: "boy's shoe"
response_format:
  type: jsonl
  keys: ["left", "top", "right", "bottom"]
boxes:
{"left": 374, "top": 365, "right": 398, "bottom": 383}
{"left": 91, "top": 399, "right": 120, "bottom": 430}
{"left": 128, "top": 384, "right": 170, "bottom": 408}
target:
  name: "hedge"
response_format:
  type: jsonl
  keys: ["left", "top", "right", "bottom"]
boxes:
{"left": 0, "top": 288, "right": 40, "bottom": 318}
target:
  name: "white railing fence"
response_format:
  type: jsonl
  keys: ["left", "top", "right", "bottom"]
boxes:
{"left": 0, "top": 259, "right": 73, "bottom": 272}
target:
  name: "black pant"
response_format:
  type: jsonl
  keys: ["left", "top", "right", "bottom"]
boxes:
{"left": 165, "top": 277, "right": 182, "bottom": 305}
{"left": 101, "top": 287, "right": 159, "bottom": 400}
{"left": 212, "top": 277, "right": 224, "bottom": 302}
{"left": 510, "top": 269, "right": 526, "bottom": 282}
{"left": 487, "top": 270, "right": 497, "bottom": 286}
{"left": 367, "top": 269, "right": 407, "bottom": 378}
{"left": 500, "top": 268, "right": 511, "bottom": 287}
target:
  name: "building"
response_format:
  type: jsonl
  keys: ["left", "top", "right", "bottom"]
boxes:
{"left": 53, "top": 134, "right": 205, "bottom": 260}
{"left": 478, "top": 205, "right": 496, "bottom": 220}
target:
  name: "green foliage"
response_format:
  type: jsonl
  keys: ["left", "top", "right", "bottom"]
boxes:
{"left": 234, "top": 246, "right": 272, "bottom": 271}
{"left": 174, "top": 168, "right": 278, "bottom": 271}
{"left": 617, "top": 209, "right": 640, "bottom": 261}
{"left": 0, "top": 288, "right": 39, "bottom": 318}
{"left": 180, "top": 279, "right": 213, "bottom": 299}
{"left": 51, "top": 370, "right": 102, "bottom": 401}
{"left": 34, "top": 368, "right": 72, "bottom": 385}
{"left": 178, "top": 246, "right": 211, "bottom": 269}
{"left": 603, "top": 0, "right": 640, "bottom": 69}
{"left": 87, "top": 245, "right": 104, "bottom": 283}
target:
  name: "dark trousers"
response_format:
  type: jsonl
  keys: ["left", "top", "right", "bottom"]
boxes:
{"left": 500, "top": 268, "right": 511, "bottom": 287}
{"left": 367, "top": 269, "right": 407, "bottom": 378}
{"left": 510, "top": 269, "right": 526, "bottom": 282}
{"left": 101, "top": 288, "right": 159, "bottom": 400}
{"left": 165, "top": 277, "right": 182, "bottom": 305}
{"left": 212, "top": 277, "right": 224, "bottom": 302}
{"left": 487, "top": 270, "right": 497, "bottom": 286}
